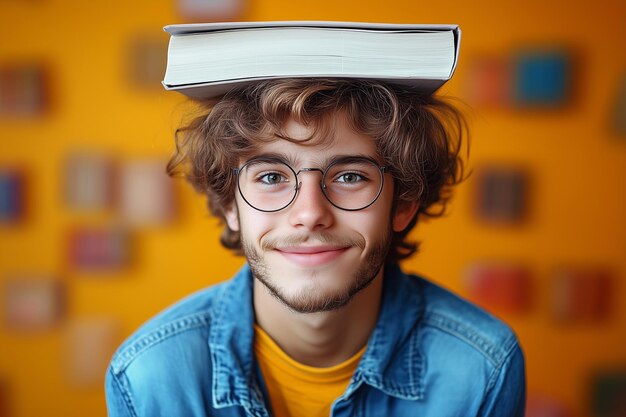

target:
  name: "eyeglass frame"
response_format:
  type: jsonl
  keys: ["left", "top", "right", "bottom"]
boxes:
{"left": 232, "top": 155, "right": 389, "bottom": 213}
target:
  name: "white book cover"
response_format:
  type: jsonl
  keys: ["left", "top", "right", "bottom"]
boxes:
{"left": 162, "top": 21, "right": 461, "bottom": 98}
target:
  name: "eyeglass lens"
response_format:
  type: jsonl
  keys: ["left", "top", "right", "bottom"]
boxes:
{"left": 236, "top": 158, "right": 384, "bottom": 212}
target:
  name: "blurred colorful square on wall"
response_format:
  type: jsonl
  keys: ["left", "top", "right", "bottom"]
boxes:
{"left": 63, "top": 317, "right": 120, "bottom": 387}
{"left": 551, "top": 266, "right": 614, "bottom": 323}
{"left": 0, "top": 63, "right": 48, "bottom": 118}
{"left": 611, "top": 73, "right": 626, "bottom": 137}
{"left": 64, "top": 151, "right": 115, "bottom": 211}
{"left": 68, "top": 227, "right": 131, "bottom": 271}
{"left": 2, "top": 275, "right": 65, "bottom": 331}
{"left": 526, "top": 393, "right": 571, "bottom": 417}
{"left": 176, "top": 0, "right": 246, "bottom": 21}
{"left": 118, "top": 159, "right": 176, "bottom": 227}
{"left": 464, "top": 262, "right": 532, "bottom": 315}
{"left": 473, "top": 165, "right": 529, "bottom": 225}
{"left": 127, "top": 36, "right": 168, "bottom": 89}
{"left": 512, "top": 49, "right": 572, "bottom": 108}
{"left": 592, "top": 371, "right": 626, "bottom": 417}
{"left": 465, "top": 55, "right": 511, "bottom": 108}
{"left": 0, "top": 377, "right": 8, "bottom": 417}
{"left": 0, "top": 169, "right": 26, "bottom": 223}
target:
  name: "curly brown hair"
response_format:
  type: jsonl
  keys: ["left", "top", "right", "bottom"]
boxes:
{"left": 167, "top": 78, "right": 468, "bottom": 262}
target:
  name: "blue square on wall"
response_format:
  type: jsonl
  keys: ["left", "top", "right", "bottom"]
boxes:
{"left": 513, "top": 50, "right": 571, "bottom": 107}
{"left": 0, "top": 171, "right": 24, "bottom": 222}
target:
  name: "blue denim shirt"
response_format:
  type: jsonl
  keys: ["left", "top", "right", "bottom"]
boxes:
{"left": 106, "top": 264, "right": 525, "bottom": 417}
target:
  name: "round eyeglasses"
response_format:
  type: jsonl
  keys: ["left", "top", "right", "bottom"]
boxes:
{"left": 233, "top": 156, "right": 388, "bottom": 212}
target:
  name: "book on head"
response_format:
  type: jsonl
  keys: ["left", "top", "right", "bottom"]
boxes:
{"left": 162, "top": 21, "right": 461, "bottom": 99}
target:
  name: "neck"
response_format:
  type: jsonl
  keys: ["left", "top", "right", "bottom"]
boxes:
{"left": 253, "top": 268, "right": 384, "bottom": 368}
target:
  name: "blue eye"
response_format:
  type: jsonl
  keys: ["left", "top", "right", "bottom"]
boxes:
{"left": 336, "top": 172, "right": 365, "bottom": 183}
{"left": 259, "top": 172, "right": 287, "bottom": 185}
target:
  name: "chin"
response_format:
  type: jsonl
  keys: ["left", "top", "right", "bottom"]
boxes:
{"left": 276, "top": 285, "right": 358, "bottom": 313}
{"left": 244, "top": 234, "right": 390, "bottom": 313}
{"left": 256, "top": 264, "right": 379, "bottom": 314}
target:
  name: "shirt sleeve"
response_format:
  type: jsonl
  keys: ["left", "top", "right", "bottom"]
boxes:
{"left": 105, "top": 366, "right": 136, "bottom": 417}
{"left": 478, "top": 341, "right": 526, "bottom": 417}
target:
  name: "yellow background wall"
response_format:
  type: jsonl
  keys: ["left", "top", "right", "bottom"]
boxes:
{"left": 1, "top": 0, "right": 625, "bottom": 416}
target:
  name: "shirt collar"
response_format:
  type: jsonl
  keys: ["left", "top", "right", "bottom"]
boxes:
{"left": 209, "top": 264, "right": 268, "bottom": 415}
{"left": 352, "top": 263, "right": 426, "bottom": 400}
{"left": 209, "top": 263, "right": 426, "bottom": 410}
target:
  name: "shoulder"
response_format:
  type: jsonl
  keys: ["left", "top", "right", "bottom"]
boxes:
{"left": 105, "top": 283, "right": 225, "bottom": 416}
{"left": 394, "top": 270, "right": 525, "bottom": 413}
{"left": 109, "top": 282, "right": 226, "bottom": 375}
{"left": 417, "top": 275, "right": 520, "bottom": 366}
{"left": 415, "top": 276, "right": 526, "bottom": 415}
{"left": 105, "top": 266, "right": 256, "bottom": 415}
{"left": 387, "top": 267, "right": 521, "bottom": 369}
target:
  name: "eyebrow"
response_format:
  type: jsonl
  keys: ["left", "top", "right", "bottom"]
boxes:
{"left": 242, "top": 152, "right": 382, "bottom": 168}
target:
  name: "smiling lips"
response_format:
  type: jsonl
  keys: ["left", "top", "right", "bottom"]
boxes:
{"left": 275, "top": 245, "right": 349, "bottom": 267}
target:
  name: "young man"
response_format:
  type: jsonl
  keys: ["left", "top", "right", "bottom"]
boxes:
{"left": 106, "top": 78, "right": 525, "bottom": 416}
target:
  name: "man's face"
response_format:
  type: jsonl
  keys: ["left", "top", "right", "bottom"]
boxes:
{"left": 225, "top": 114, "right": 415, "bottom": 313}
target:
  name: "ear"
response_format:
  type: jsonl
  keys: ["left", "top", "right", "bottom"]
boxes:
{"left": 224, "top": 204, "right": 240, "bottom": 232}
{"left": 392, "top": 201, "right": 419, "bottom": 232}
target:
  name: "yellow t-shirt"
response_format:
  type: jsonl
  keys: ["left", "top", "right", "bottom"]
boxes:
{"left": 254, "top": 324, "right": 366, "bottom": 417}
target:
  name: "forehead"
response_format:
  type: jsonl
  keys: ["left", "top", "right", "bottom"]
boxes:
{"left": 244, "top": 116, "right": 380, "bottom": 166}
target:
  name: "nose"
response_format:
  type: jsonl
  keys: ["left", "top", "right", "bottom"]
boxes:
{"left": 287, "top": 171, "right": 334, "bottom": 231}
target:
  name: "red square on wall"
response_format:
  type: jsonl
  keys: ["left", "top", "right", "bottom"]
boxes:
{"left": 68, "top": 227, "right": 131, "bottom": 271}
{"left": 465, "top": 55, "right": 512, "bottom": 108}
{"left": 464, "top": 262, "right": 532, "bottom": 315}
{"left": 2, "top": 276, "right": 65, "bottom": 331}
{"left": 552, "top": 267, "right": 613, "bottom": 323}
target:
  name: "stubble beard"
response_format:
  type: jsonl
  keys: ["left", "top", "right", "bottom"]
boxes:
{"left": 242, "top": 228, "right": 392, "bottom": 314}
